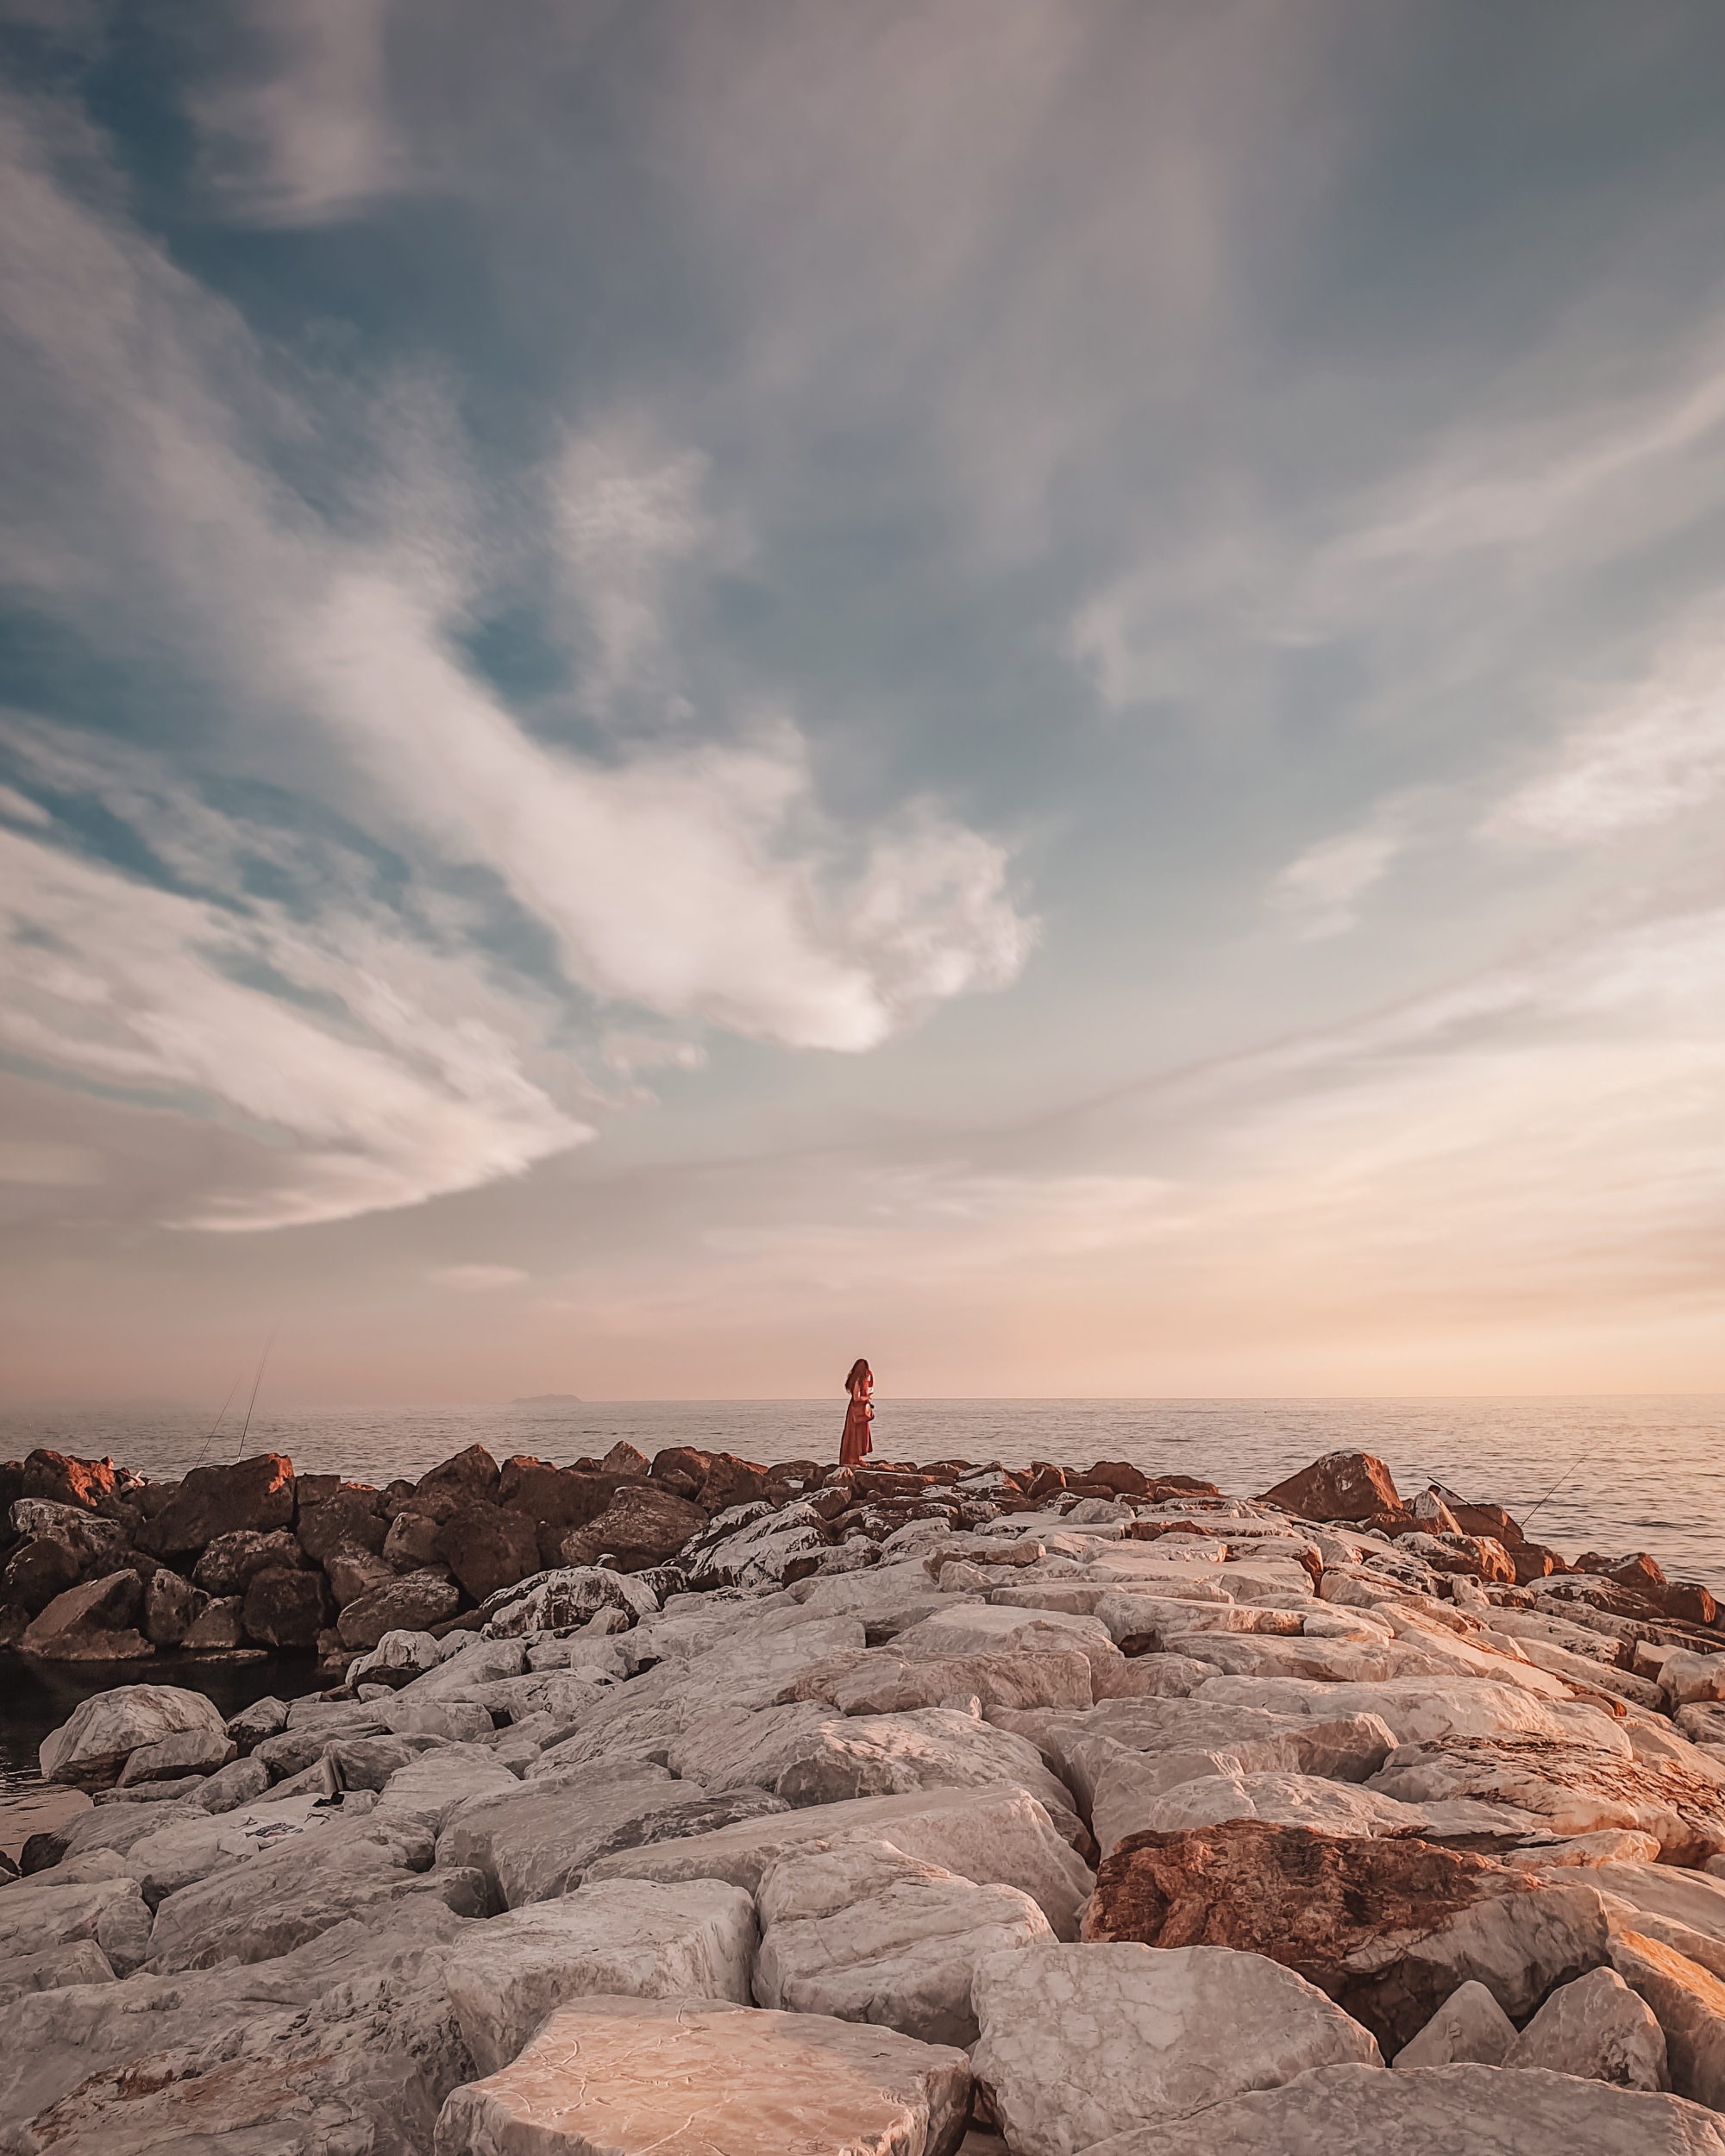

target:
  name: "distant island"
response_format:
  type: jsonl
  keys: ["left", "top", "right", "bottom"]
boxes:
{"left": 511, "top": 1393, "right": 584, "bottom": 1405}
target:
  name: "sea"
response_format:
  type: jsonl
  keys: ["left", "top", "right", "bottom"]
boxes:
{"left": 3, "top": 1395, "right": 1722, "bottom": 1800}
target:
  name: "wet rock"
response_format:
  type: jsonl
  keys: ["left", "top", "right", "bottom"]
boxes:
{"left": 1084, "top": 1818, "right": 1610, "bottom": 2051}
{"left": 1612, "top": 1929, "right": 1725, "bottom": 2111}
{"left": 383, "top": 1508, "right": 443, "bottom": 1571}
{"left": 295, "top": 1483, "right": 386, "bottom": 1566}
{"left": 140, "top": 1451, "right": 294, "bottom": 1557}
{"left": 411, "top": 1443, "right": 501, "bottom": 1524}
{"left": 242, "top": 1564, "right": 332, "bottom": 1647}
{"left": 1077, "top": 2061, "right": 1725, "bottom": 2156}
{"left": 588, "top": 1783, "right": 1095, "bottom": 1940}
{"left": 435, "top": 1501, "right": 543, "bottom": 1600}
{"left": 431, "top": 1996, "right": 971, "bottom": 2156}
{"left": 191, "top": 1526, "right": 304, "bottom": 1596}
{"left": 116, "top": 1724, "right": 236, "bottom": 1785}
{"left": 21, "top": 1447, "right": 116, "bottom": 1510}
{"left": 447, "top": 1880, "right": 756, "bottom": 2075}
{"left": 560, "top": 1481, "right": 708, "bottom": 1572}
{"left": 756, "top": 1836, "right": 1051, "bottom": 2046}
{"left": 2, "top": 1532, "right": 80, "bottom": 1612}
{"left": 970, "top": 1940, "right": 1379, "bottom": 2156}
{"left": 141, "top": 1565, "right": 204, "bottom": 1645}
{"left": 337, "top": 1567, "right": 461, "bottom": 1650}
{"left": 180, "top": 1594, "right": 244, "bottom": 1648}
{"left": 1504, "top": 1964, "right": 1670, "bottom": 2089}
{"left": 21, "top": 1568, "right": 146, "bottom": 1658}
{"left": 1390, "top": 1978, "right": 1516, "bottom": 2066}
{"left": 1259, "top": 1451, "right": 1402, "bottom": 1523}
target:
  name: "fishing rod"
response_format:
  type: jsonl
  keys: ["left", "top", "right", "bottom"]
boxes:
{"left": 187, "top": 1376, "right": 242, "bottom": 1478}
{"left": 1516, "top": 1437, "right": 1607, "bottom": 1536}
{"left": 234, "top": 1326, "right": 278, "bottom": 1458}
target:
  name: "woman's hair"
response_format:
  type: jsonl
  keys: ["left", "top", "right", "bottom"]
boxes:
{"left": 844, "top": 1358, "right": 871, "bottom": 1395}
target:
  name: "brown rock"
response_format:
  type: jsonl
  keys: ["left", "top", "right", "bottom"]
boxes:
{"left": 1145, "top": 1475, "right": 1223, "bottom": 1501}
{"left": 21, "top": 1570, "right": 152, "bottom": 1660}
{"left": 1447, "top": 1501, "right": 1526, "bottom": 1550}
{"left": 192, "top": 1528, "right": 304, "bottom": 1597}
{"left": 1666, "top": 1582, "right": 1721, "bottom": 1627}
{"left": 142, "top": 1567, "right": 207, "bottom": 1645}
{"left": 294, "top": 1472, "right": 342, "bottom": 1507}
{"left": 2, "top": 1535, "right": 80, "bottom": 1614}
{"left": 434, "top": 1502, "right": 542, "bottom": 1601}
{"left": 381, "top": 1511, "right": 442, "bottom": 1572}
{"left": 599, "top": 1440, "right": 650, "bottom": 1476}
{"left": 240, "top": 1567, "right": 330, "bottom": 1648}
{"left": 1084, "top": 1818, "right": 1608, "bottom": 2052}
{"left": 336, "top": 1568, "right": 461, "bottom": 1650}
{"left": 649, "top": 1446, "right": 714, "bottom": 1501}
{"left": 498, "top": 1460, "right": 620, "bottom": 1564}
{"left": 21, "top": 1447, "right": 116, "bottom": 1510}
{"left": 141, "top": 1454, "right": 294, "bottom": 1557}
{"left": 1407, "top": 1532, "right": 1518, "bottom": 1585}
{"left": 699, "top": 1453, "right": 771, "bottom": 1514}
{"left": 181, "top": 1596, "right": 245, "bottom": 1649}
{"left": 560, "top": 1482, "right": 708, "bottom": 1572}
{"left": 1515, "top": 1545, "right": 1561, "bottom": 1584}
{"left": 323, "top": 1545, "right": 398, "bottom": 1606}
{"left": 295, "top": 1484, "right": 386, "bottom": 1567}
{"left": 410, "top": 1444, "right": 501, "bottom": 1524}
{"left": 1259, "top": 1451, "right": 1401, "bottom": 1522}
{"left": 1086, "top": 1462, "right": 1151, "bottom": 1497}
{"left": 1024, "top": 1463, "right": 1068, "bottom": 1501}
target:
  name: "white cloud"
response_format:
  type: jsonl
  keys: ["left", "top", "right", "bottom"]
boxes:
{"left": 430, "top": 1264, "right": 530, "bottom": 1292}
{"left": 1270, "top": 808, "right": 1408, "bottom": 940}
{"left": 1490, "top": 627, "right": 1725, "bottom": 843}
{"left": 600, "top": 1032, "right": 706, "bottom": 1076}
{"left": 0, "top": 784, "right": 50, "bottom": 826}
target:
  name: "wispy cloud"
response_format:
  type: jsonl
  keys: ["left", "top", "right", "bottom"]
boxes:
{"left": 430, "top": 1264, "right": 530, "bottom": 1292}
{"left": 1269, "top": 803, "right": 1412, "bottom": 940}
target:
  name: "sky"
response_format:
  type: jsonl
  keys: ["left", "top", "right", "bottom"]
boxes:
{"left": 3, "top": 1, "right": 1725, "bottom": 1407}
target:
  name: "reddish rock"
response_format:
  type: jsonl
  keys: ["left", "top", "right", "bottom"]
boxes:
{"left": 434, "top": 1501, "right": 543, "bottom": 1601}
{"left": 336, "top": 1569, "right": 461, "bottom": 1651}
{"left": 1665, "top": 1580, "right": 1720, "bottom": 1626}
{"left": 1145, "top": 1475, "right": 1223, "bottom": 1500}
{"left": 295, "top": 1485, "right": 386, "bottom": 1567}
{"left": 1024, "top": 1463, "right": 1067, "bottom": 1501}
{"left": 499, "top": 1460, "right": 620, "bottom": 1564}
{"left": 599, "top": 1440, "right": 650, "bottom": 1477}
{"left": 380, "top": 1477, "right": 417, "bottom": 1516}
{"left": 141, "top": 1454, "right": 295, "bottom": 1557}
{"left": 1610, "top": 1551, "right": 1667, "bottom": 1595}
{"left": 560, "top": 1482, "right": 707, "bottom": 1572}
{"left": 410, "top": 1444, "right": 501, "bottom": 1524}
{"left": 192, "top": 1528, "right": 304, "bottom": 1598}
{"left": 1514, "top": 1545, "right": 1560, "bottom": 1584}
{"left": 241, "top": 1566, "right": 330, "bottom": 1648}
{"left": 1085, "top": 1819, "right": 1607, "bottom": 2051}
{"left": 1260, "top": 1451, "right": 1402, "bottom": 1523}
{"left": 698, "top": 1453, "right": 771, "bottom": 1514}
{"left": 294, "top": 1472, "right": 342, "bottom": 1507}
{"left": 382, "top": 1511, "right": 442, "bottom": 1572}
{"left": 1408, "top": 1532, "right": 1518, "bottom": 1585}
{"left": 1447, "top": 1500, "right": 1526, "bottom": 1549}
{"left": 2, "top": 1535, "right": 80, "bottom": 1614}
{"left": 22, "top": 1570, "right": 146, "bottom": 1659}
{"left": 1086, "top": 1462, "right": 1150, "bottom": 1497}
{"left": 20, "top": 1448, "right": 116, "bottom": 1510}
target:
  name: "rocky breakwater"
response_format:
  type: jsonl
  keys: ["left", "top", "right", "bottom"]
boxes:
{"left": 5, "top": 1445, "right": 1725, "bottom": 2153}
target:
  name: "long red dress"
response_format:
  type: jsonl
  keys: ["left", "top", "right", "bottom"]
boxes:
{"left": 840, "top": 1386, "right": 874, "bottom": 1464}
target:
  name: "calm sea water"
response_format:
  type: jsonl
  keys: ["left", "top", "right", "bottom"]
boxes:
{"left": 3, "top": 1395, "right": 1722, "bottom": 1796}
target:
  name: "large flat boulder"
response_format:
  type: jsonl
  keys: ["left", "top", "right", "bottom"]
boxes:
{"left": 41, "top": 1683, "right": 228, "bottom": 1789}
{"left": 21, "top": 1570, "right": 149, "bottom": 1661}
{"left": 586, "top": 1783, "right": 1095, "bottom": 1940}
{"left": 1082, "top": 1818, "right": 1610, "bottom": 2051}
{"left": 821, "top": 1650, "right": 1095, "bottom": 1716}
{"left": 561, "top": 1482, "right": 708, "bottom": 1571}
{"left": 970, "top": 1940, "right": 1379, "bottom": 2156}
{"left": 1369, "top": 1736, "right": 1725, "bottom": 1864}
{"left": 891, "top": 1602, "right": 1120, "bottom": 1677}
{"left": 446, "top": 1880, "right": 756, "bottom": 2074}
{"left": 337, "top": 1568, "right": 461, "bottom": 1651}
{"left": 1077, "top": 2061, "right": 1725, "bottom": 2155}
{"left": 431, "top": 1996, "right": 972, "bottom": 2156}
{"left": 0, "top": 1871, "right": 153, "bottom": 1976}
{"left": 436, "top": 1760, "right": 701, "bottom": 1904}
{"left": 756, "top": 1836, "right": 1051, "bottom": 2046}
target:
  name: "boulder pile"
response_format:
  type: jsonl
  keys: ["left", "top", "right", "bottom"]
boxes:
{"left": 5, "top": 1445, "right": 1725, "bottom": 2153}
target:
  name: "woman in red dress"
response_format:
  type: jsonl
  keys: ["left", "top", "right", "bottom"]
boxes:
{"left": 840, "top": 1357, "right": 875, "bottom": 1464}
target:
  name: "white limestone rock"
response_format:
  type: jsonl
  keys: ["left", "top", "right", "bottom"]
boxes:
{"left": 115, "top": 1724, "right": 236, "bottom": 1786}
{"left": 969, "top": 1940, "right": 1380, "bottom": 2156}
{"left": 1588, "top": 1862, "right": 1725, "bottom": 1946}
{"left": 1190, "top": 1673, "right": 1628, "bottom": 1749}
{"left": 1110, "top": 1766, "right": 1477, "bottom": 1846}
{"left": 376, "top": 1744, "right": 524, "bottom": 1833}
{"left": 1613, "top": 1927, "right": 1725, "bottom": 2111}
{"left": 825, "top": 1649, "right": 1095, "bottom": 1715}
{"left": 479, "top": 1564, "right": 660, "bottom": 1637}
{"left": 892, "top": 1601, "right": 1120, "bottom": 1677}
{"left": 40, "top": 1684, "right": 229, "bottom": 1789}
{"left": 0, "top": 1871, "right": 152, "bottom": 1976}
{"left": 1390, "top": 1978, "right": 1516, "bottom": 2067}
{"left": 587, "top": 1782, "right": 1095, "bottom": 1940}
{"left": 1505, "top": 1965, "right": 1670, "bottom": 2090}
{"left": 446, "top": 1879, "right": 756, "bottom": 2075}
{"left": 755, "top": 1835, "right": 1051, "bottom": 2046}
{"left": 436, "top": 1758, "right": 686, "bottom": 1904}
{"left": 1077, "top": 2062, "right": 1725, "bottom": 2155}
{"left": 0, "top": 1938, "right": 115, "bottom": 2009}
{"left": 431, "top": 1996, "right": 972, "bottom": 2156}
